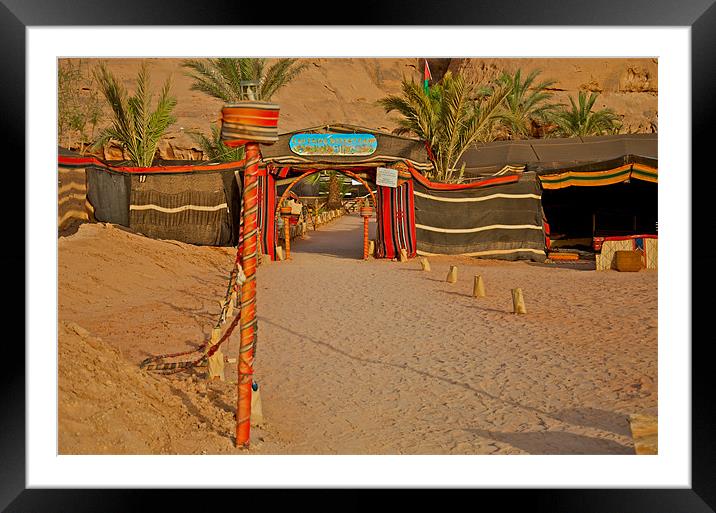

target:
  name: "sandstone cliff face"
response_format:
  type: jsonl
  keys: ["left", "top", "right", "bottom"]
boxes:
{"left": 60, "top": 57, "right": 657, "bottom": 161}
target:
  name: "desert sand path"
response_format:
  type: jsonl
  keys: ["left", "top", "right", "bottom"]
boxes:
{"left": 58, "top": 214, "right": 656, "bottom": 455}
{"left": 251, "top": 213, "right": 656, "bottom": 454}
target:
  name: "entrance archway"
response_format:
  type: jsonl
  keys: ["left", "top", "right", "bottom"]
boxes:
{"left": 273, "top": 168, "right": 378, "bottom": 260}
{"left": 274, "top": 168, "right": 377, "bottom": 219}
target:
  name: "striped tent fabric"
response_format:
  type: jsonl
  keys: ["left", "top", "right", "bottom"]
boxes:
{"left": 538, "top": 161, "right": 658, "bottom": 190}
{"left": 414, "top": 172, "right": 547, "bottom": 262}
{"left": 257, "top": 170, "right": 277, "bottom": 260}
{"left": 129, "top": 170, "right": 240, "bottom": 246}
{"left": 58, "top": 153, "right": 95, "bottom": 234}
{"left": 375, "top": 180, "right": 417, "bottom": 259}
{"left": 58, "top": 152, "right": 244, "bottom": 246}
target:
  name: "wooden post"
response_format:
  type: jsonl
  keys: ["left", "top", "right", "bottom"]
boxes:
{"left": 446, "top": 265, "right": 458, "bottom": 283}
{"left": 473, "top": 275, "right": 486, "bottom": 297}
{"left": 420, "top": 257, "right": 431, "bottom": 271}
{"left": 207, "top": 327, "right": 225, "bottom": 380}
{"left": 236, "top": 142, "right": 260, "bottom": 447}
{"left": 251, "top": 383, "right": 264, "bottom": 426}
{"left": 399, "top": 248, "right": 408, "bottom": 262}
{"left": 276, "top": 246, "right": 285, "bottom": 261}
{"left": 283, "top": 216, "right": 291, "bottom": 260}
{"left": 511, "top": 288, "right": 527, "bottom": 314}
{"left": 363, "top": 216, "right": 370, "bottom": 259}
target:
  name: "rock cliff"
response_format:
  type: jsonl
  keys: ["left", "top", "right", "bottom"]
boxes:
{"left": 59, "top": 57, "right": 657, "bottom": 161}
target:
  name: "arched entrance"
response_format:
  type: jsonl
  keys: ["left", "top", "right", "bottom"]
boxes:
{"left": 274, "top": 168, "right": 377, "bottom": 218}
{"left": 274, "top": 168, "right": 378, "bottom": 260}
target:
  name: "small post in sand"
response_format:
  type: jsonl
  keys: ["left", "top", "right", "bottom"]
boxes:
{"left": 511, "top": 288, "right": 527, "bottom": 314}
{"left": 399, "top": 248, "right": 408, "bottom": 262}
{"left": 276, "top": 246, "right": 285, "bottom": 261}
{"left": 420, "top": 257, "right": 431, "bottom": 271}
{"left": 206, "top": 327, "right": 225, "bottom": 380}
{"left": 250, "top": 381, "right": 264, "bottom": 426}
{"left": 473, "top": 275, "right": 486, "bottom": 297}
{"left": 446, "top": 265, "right": 458, "bottom": 283}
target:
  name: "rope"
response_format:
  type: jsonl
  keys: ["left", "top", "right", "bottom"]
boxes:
{"left": 140, "top": 262, "right": 246, "bottom": 373}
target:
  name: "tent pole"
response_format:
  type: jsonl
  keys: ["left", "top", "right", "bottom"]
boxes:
{"left": 236, "top": 142, "right": 260, "bottom": 448}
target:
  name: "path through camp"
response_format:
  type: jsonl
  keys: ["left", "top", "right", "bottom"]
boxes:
{"left": 58, "top": 214, "right": 657, "bottom": 455}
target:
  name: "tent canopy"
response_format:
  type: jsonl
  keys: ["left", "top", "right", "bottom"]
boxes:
{"left": 460, "top": 133, "right": 657, "bottom": 177}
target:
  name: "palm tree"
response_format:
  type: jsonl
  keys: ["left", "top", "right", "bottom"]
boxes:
{"left": 379, "top": 71, "right": 512, "bottom": 183}
{"left": 550, "top": 91, "right": 622, "bottom": 137}
{"left": 304, "top": 170, "right": 348, "bottom": 210}
{"left": 495, "top": 68, "right": 561, "bottom": 139}
{"left": 189, "top": 122, "right": 245, "bottom": 162}
{"left": 182, "top": 58, "right": 308, "bottom": 102}
{"left": 91, "top": 62, "right": 177, "bottom": 166}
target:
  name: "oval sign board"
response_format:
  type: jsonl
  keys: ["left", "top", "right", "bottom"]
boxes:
{"left": 289, "top": 133, "right": 378, "bottom": 156}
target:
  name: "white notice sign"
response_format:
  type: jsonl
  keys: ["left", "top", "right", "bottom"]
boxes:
{"left": 376, "top": 167, "right": 398, "bottom": 188}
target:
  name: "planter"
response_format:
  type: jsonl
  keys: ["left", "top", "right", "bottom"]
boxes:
{"left": 220, "top": 102, "right": 280, "bottom": 146}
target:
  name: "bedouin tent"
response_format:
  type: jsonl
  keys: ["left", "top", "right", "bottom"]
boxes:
{"left": 412, "top": 133, "right": 656, "bottom": 262}
{"left": 57, "top": 148, "right": 244, "bottom": 246}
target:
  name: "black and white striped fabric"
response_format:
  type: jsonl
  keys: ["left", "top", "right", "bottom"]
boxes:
{"left": 414, "top": 172, "right": 546, "bottom": 261}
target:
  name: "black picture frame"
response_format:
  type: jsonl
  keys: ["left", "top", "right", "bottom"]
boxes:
{"left": 3, "top": 1, "right": 713, "bottom": 510}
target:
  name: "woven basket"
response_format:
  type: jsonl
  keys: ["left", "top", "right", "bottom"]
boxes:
{"left": 615, "top": 250, "right": 643, "bottom": 272}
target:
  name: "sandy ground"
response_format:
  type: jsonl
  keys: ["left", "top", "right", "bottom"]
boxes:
{"left": 58, "top": 214, "right": 657, "bottom": 455}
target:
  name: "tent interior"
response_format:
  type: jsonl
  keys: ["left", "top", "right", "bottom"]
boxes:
{"left": 542, "top": 179, "right": 658, "bottom": 251}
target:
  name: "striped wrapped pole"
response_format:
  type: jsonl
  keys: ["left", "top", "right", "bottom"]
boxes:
{"left": 236, "top": 142, "right": 260, "bottom": 447}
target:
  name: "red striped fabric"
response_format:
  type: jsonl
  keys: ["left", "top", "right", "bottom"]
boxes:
{"left": 376, "top": 180, "right": 416, "bottom": 259}
{"left": 57, "top": 155, "right": 246, "bottom": 174}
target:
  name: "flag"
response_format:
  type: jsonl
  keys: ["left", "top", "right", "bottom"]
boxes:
{"left": 423, "top": 59, "right": 432, "bottom": 94}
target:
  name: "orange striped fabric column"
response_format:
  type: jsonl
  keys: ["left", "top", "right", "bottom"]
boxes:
{"left": 236, "top": 142, "right": 260, "bottom": 447}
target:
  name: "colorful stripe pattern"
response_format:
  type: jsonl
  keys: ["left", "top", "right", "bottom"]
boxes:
{"left": 58, "top": 164, "right": 95, "bottom": 232}
{"left": 257, "top": 171, "right": 277, "bottom": 260}
{"left": 539, "top": 163, "right": 658, "bottom": 189}
{"left": 375, "top": 180, "right": 417, "bottom": 259}
{"left": 221, "top": 103, "right": 280, "bottom": 146}
{"left": 413, "top": 172, "right": 547, "bottom": 262}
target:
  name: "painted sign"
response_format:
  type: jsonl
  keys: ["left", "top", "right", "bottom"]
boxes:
{"left": 376, "top": 167, "right": 398, "bottom": 188}
{"left": 289, "top": 133, "right": 378, "bottom": 156}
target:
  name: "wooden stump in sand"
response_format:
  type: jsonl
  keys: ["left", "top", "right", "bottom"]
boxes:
{"left": 511, "top": 288, "right": 527, "bottom": 314}
{"left": 206, "top": 327, "right": 225, "bottom": 380}
{"left": 420, "top": 257, "right": 431, "bottom": 271}
{"left": 473, "top": 275, "right": 486, "bottom": 297}
{"left": 251, "top": 386, "right": 264, "bottom": 426}
{"left": 628, "top": 414, "right": 658, "bottom": 454}
{"left": 446, "top": 265, "right": 458, "bottom": 283}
